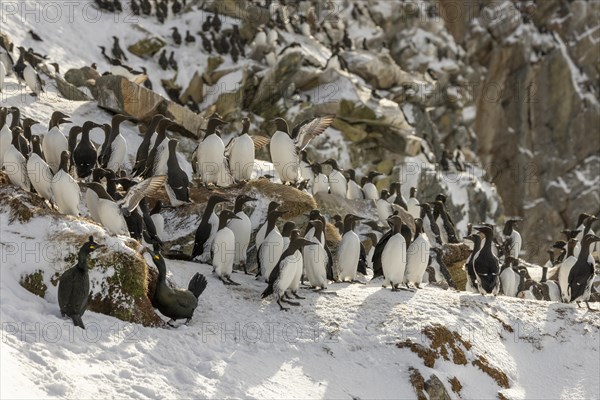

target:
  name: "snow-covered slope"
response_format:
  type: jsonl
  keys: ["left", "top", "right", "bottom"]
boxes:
{"left": 2, "top": 245, "right": 599, "bottom": 399}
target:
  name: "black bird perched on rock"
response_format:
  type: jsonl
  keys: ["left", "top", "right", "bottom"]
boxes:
{"left": 473, "top": 225, "right": 500, "bottom": 295}
{"left": 11, "top": 126, "right": 29, "bottom": 159}
{"left": 96, "top": 123, "right": 112, "bottom": 166}
{"left": 141, "top": 118, "right": 172, "bottom": 178}
{"left": 73, "top": 121, "right": 102, "bottom": 179}
{"left": 164, "top": 139, "right": 190, "bottom": 206}
{"left": 434, "top": 200, "right": 459, "bottom": 243}
{"left": 560, "top": 234, "right": 600, "bottom": 310}
{"left": 420, "top": 203, "right": 442, "bottom": 246}
{"left": 13, "top": 48, "right": 27, "bottom": 82}
{"left": 211, "top": 32, "right": 224, "bottom": 54}
{"left": 185, "top": 30, "right": 195, "bottom": 45}
{"left": 140, "top": 67, "right": 153, "bottom": 90}
{"left": 191, "top": 195, "right": 230, "bottom": 261}
{"left": 305, "top": 209, "right": 334, "bottom": 280}
{"left": 139, "top": 198, "right": 162, "bottom": 247}
{"left": 58, "top": 236, "right": 104, "bottom": 329}
{"left": 212, "top": 13, "right": 222, "bottom": 32}
{"left": 168, "top": 51, "right": 178, "bottom": 70}
{"left": 99, "top": 46, "right": 116, "bottom": 65}
{"left": 21, "top": 118, "right": 38, "bottom": 155}
{"left": 464, "top": 233, "right": 481, "bottom": 293}
{"left": 231, "top": 25, "right": 245, "bottom": 56}
{"left": 131, "top": 0, "right": 140, "bottom": 15}
{"left": 171, "top": 27, "right": 182, "bottom": 45}
{"left": 342, "top": 29, "right": 352, "bottom": 49}
{"left": 132, "top": 114, "right": 163, "bottom": 176}
{"left": 28, "top": 30, "right": 43, "bottom": 42}
{"left": 140, "top": 0, "right": 151, "bottom": 15}
{"left": 150, "top": 247, "right": 208, "bottom": 326}
{"left": 220, "top": 32, "right": 231, "bottom": 54}
{"left": 202, "top": 16, "right": 212, "bottom": 32}
{"left": 158, "top": 0, "right": 168, "bottom": 16}
{"left": 172, "top": 0, "right": 182, "bottom": 14}
{"left": 112, "top": 177, "right": 146, "bottom": 240}
{"left": 199, "top": 32, "right": 212, "bottom": 53}
{"left": 158, "top": 49, "right": 169, "bottom": 70}
{"left": 111, "top": 36, "right": 128, "bottom": 61}
{"left": 440, "top": 149, "right": 451, "bottom": 171}
{"left": 156, "top": 6, "right": 166, "bottom": 23}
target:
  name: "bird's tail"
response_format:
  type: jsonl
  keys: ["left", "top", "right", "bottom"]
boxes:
{"left": 188, "top": 273, "right": 208, "bottom": 299}
{"left": 71, "top": 315, "right": 85, "bottom": 329}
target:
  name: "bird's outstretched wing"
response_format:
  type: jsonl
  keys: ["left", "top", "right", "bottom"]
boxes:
{"left": 291, "top": 119, "right": 311, "bottom": 140}
{"left": 120, "top": 175, "right": 167, "bottom": 213}
{"left": 251, "top": 135, "right": 270, "bottom": 150}
{"left": 294, "top": 115, "right": 335, "bottom": 151}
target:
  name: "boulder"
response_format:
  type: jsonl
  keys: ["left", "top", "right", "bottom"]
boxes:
{"left": 156, "top": 179, "right": 317, "bottom": 259}
{"left": 180, "top": 71, "right": 205, "bottom": 105}
{"left": 93, "top": 75, "right": 205, "bottom": 138}
{"left": 127, "top": 37, "right": 166, "bottom": 58}
{"left": 341, "top": 51, "right": 416, "bottom": 90}
{"left": 425, "top": 374, "right": 452, "bottom": 400}
{"left": 332, "top": 118, "right": 368, "bottom": 143}
{"left": 479, "top": 1, "right": 521, "bottom": 40}
{"left": 0, "top": 32, "right": 12, "bottom": 51}
{"left": 54, "top": 76, "right": 92, "bottom": 101}
{"left": 64, "top": 67, "right": 102, "bottom": 88}
{"left": 405, "top": 135, "right": 423, "bottom": 156}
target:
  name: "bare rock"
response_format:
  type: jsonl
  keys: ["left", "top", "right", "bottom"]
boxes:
{"left": 94, "top": 75, "right": 205, "bottom": 138}
{"left": 480, "top": 1, "right": 521, "bottom": 40}
{"left": 128, "top": 37, "right": 166, "bottom": 58}
{"left": 54, "top": 76, "right": 91, "bottom": 101}
{"left": 342, "top": 51, "right": 415, "bottom": 90}
{"left": 251, "top": 51, "right": 304, "bottom": 114}
{"left": 64, "top": 67, "right": 102, "bottom": 87}
{"left": 425, "top": 374, "right": 452, "bottom": 400}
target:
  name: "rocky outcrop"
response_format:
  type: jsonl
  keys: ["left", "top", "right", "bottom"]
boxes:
{"left": 156, "top": 179, "right": 317, "bottom": 258}
{"left": 425, "top": 374, "right": 452, "bottom": 400}
{"left": 341, "top": 51, "right": 419, "bottom": 90}
{"left": 93, "top": 75, "right": 206, "bottom": 138}
{"left": 127, "top": 37, "right": 166, "bottom": 58}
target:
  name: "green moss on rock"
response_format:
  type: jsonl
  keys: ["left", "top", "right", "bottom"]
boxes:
{"left": 87, "top": 248, "right": 162, "bottom": 327}
{"left": 53, "top": 235, "right": 163, "bottom": 327}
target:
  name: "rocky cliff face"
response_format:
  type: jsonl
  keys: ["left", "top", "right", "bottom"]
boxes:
{"left": 360, "top": 0, "right": 599, "bottom": 263}
{"left": 437, "top": 0, "right": 600, "bottom": 262}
